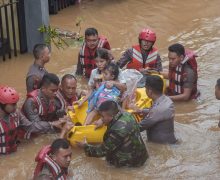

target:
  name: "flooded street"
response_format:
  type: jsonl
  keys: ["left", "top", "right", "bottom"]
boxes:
{"left": 1, "top": 0, "right": 220, "bottom": 179}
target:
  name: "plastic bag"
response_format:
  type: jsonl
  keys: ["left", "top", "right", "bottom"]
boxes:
{"left": 121, "top": 69, "right": 143, "bottom": 101}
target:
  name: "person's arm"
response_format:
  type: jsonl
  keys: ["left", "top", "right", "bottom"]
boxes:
{"left": 139, "top": 103, "right": 174, "bottom": 132}
{"left": 75, "top": 86, "right": 93, "bottom": 106}
{"left": 155, "top": 54, "right": 163, "bottom": 72}
{"left": 106, "top": 80, "right": 127, "bottom": 92}
{"left": 169, "top": 67, "right": 196, "bottom": 101}
{"left": 169, "top": 88, "right": 193, "bottom": 101}
{"left": 83, "top": 130, "right": 124, "bottom": 157}
{"left": 117, "top": 48, "right": 133, "bottom": 69}
{"left": 26, "top": 75, "right": 40, "bottom": 93}
{"left": 75, "top": 53, "right": 83, "bottom": 76}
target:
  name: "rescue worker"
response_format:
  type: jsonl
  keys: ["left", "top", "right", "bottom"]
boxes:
{"left": 55, "top": 74, "right": 80, "bottom": 117}
{"left": 118, "top": 28, "right": 162, "bottom": 72}
{"left": 0, "top": 86, "right": 69, "bottom": 155}
{"left": 22, "top": 73, "right": 66, "bottom": 134}
{"left": 33, "top": 138, "right": 72, "bottom": 180}
{"left": 215, "top": 79, "right": 220, "bottom": 127}
{"left": 136, "top": 75, "right": 177, "bottom": 144}
{"left": 77, "top": 100, "right": 148, "bottom": 167}
{"left": 75, "top": 27, "right": 111, "bottom": 78}
{"left": 0, "top": 86, "right": 30, "bottom": 154}
{"left": 26, "top": 43, "right": 50, "bottom": 93}
{"left": 162, "top": 43, "right": 198, "bottom": 101}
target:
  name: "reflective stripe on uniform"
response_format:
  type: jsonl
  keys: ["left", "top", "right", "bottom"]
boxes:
{"left": 44, "top": 156, "right": 65, "bottom": 180}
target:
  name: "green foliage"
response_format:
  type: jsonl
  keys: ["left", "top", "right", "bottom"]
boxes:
{"left": 38, "top": 25, "right": 69, "bottom": 50}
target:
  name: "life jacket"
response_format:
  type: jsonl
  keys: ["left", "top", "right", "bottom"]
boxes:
{"left": 0, "top": 113, "right": 19, "bottom": 154}
{"left": 79, "top": 36, "right": 110, "bottom": 78}
{"left": 23, "top": 89, "right": 56, "bottom": 121}
{"left": 56, "top": 90, "right": 78, "bottom": 110}
{"left": 168, "top": 49, "right": 198, "bottom": 99}
{"left": 127, "top": 45, "right": 158, "bottom": 71}
{"left": 34, "top": 145, "right": 67, "bottom": 180}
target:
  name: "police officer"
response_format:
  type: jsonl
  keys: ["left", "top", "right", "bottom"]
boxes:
{"left": 26, "top": 44, "right": 51, "bottom": 93}
{"left": 77, "top": 100, "right": 148, "bottom": 167}
{"left": 22, "top": 73, "right": 65, "bottom": 134}
{"left": 137, "top": 75, "right": 177, "bottom": 144}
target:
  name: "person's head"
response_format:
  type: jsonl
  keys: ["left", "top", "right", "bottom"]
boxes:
{"left": 98, "top": 100, "right": 119, "bottom": 125}
{"left": 85, "top": 28, "right": 99, "bottom": 49}
{"left": 103, "top": 63, "right": 119, "bottom": 81}
{"left": 33, "top": 44, "right": 51, "bottom": 64}
{"left": 168, "top": 43, "right": 185, "bottom": 68}
{"left": 0, "top": 86, "right": 19, "bottom": 114}
{"left": 60, "top": 74, "right": 77, "bottom": 99}
{"left": 94, "top": 48, "right": 111, "bottom": 71}
{"left": 40, "top": 73, "right": 60, "bottom": 99}
{"left": 215, "top": 79, "right": 220, "bottom": 100}
{"left": 51, "top": 139, "right": 72, "bottom": 169}
{"left": 145, "top": 75, "right": 163, "bottom": 99}
{"left": 139, "top": 28, "right": 156, "bottom": 51}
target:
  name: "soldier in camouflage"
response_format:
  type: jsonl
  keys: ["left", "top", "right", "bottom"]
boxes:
{"left": 77, "top": 100, "right": 148, "bottom": 167}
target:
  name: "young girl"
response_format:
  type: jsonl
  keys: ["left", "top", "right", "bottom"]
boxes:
{"left": 76, "top": 48, "right": 126, "bottom": 118}
{"left": 85, "top": 63, "right": 122, "bottom": 125}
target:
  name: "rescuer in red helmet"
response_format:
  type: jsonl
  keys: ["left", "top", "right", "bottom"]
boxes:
{"left": 118, "top": 28, "right": 162, "bottom": 75}
{"left": 0, "top": 86, "right": 28, "bottom": 155}
{"left": 0, "top": 86, "right": 73, "bottom": 155}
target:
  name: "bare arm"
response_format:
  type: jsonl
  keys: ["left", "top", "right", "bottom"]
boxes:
{"left": 169, "top": 88, "right": 192, "bottom": 101}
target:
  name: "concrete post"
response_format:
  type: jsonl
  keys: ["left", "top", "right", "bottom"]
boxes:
{"left": 24, "top": 0, "right": 49, "bottom": 53}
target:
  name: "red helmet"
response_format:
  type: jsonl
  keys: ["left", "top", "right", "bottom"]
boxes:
{"left": 0, "top": 86, "right": 19, "bottom": 104}
{"left": 139, "top": 28, "right": 156, "bottom": 42}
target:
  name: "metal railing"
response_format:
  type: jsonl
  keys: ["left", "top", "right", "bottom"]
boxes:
{"left": 48, "top": 0, "right": 76, "bottom": 15}
{"left": 0, "top": 0, "right": 27, "bottom": 61}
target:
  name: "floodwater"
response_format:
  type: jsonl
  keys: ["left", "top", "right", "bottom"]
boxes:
{"left": 1, "top": 0, "right": 220, "bottom": 179}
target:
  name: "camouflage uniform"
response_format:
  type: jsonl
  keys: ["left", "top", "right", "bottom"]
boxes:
{"left": 84, "top": 112, "right": 148, "bottom": 167}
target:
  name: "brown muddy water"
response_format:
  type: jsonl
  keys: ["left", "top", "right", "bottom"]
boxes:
{"left": 1, "top": 0, "right": 220, "bottom": 179}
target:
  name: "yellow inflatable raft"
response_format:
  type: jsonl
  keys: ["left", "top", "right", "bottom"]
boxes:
{"left": 66, "top": 74, "right": 165, "bottom": 145}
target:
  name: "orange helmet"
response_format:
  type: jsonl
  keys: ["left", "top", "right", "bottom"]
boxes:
{"left": 0, "top": 86, "right": 19, "bottom": 104}
{"left": 139, "top": 28, "right": 156, "bottom": 42}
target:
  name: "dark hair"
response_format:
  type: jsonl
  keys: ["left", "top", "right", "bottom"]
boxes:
{"left": 94, "top": 48, "right": 110, "bottom": 62}
{"left": 61, "top": 74, "right": 77, "bottom": 84}
{"left": 40, "top": 73, "right": 60, "bottom": 87}
{"left": 145, "top": 75, "right": 163, "bottom": 94}
{"left": 33, "top": 44, "right": 49, "bottom": 59}
{"left": 104, "top": 63, "right": 119, "bottom": 80}
{"left": 51, "top": 138, "right": 70, "bottom": 155}
{"left": 85, "top": 28, "right": 98, "bottom": 36}
{"left": 168, "top": 43, "right": 185, "bottom": 56}
{"left": 216, "top": 79, "right": 220, "bottom": 87}
{"left": 98, "top": 100, "right": 119, "bottom": 115}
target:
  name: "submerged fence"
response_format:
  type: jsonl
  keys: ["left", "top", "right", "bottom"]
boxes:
{"left": 0, "top": 0, "right": 27, "bottom": 61}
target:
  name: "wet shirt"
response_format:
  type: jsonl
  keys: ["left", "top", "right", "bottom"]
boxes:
{"left": 139, "top": 95, "right": 177, "bottom": 144}
{"left": 118, "top": 48, "right": 163, "bottom": 71}
{"left": 26, "top": 63, "right": 48, "bottom": 93}
{"left": 84, "top": 112, "right": 148, "bottom": 167}
{"left": 182, "top": 64, "right": 197, "bottom": 89}
{"left": 22, "top": 90, "right": 56, "bottom": 134}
